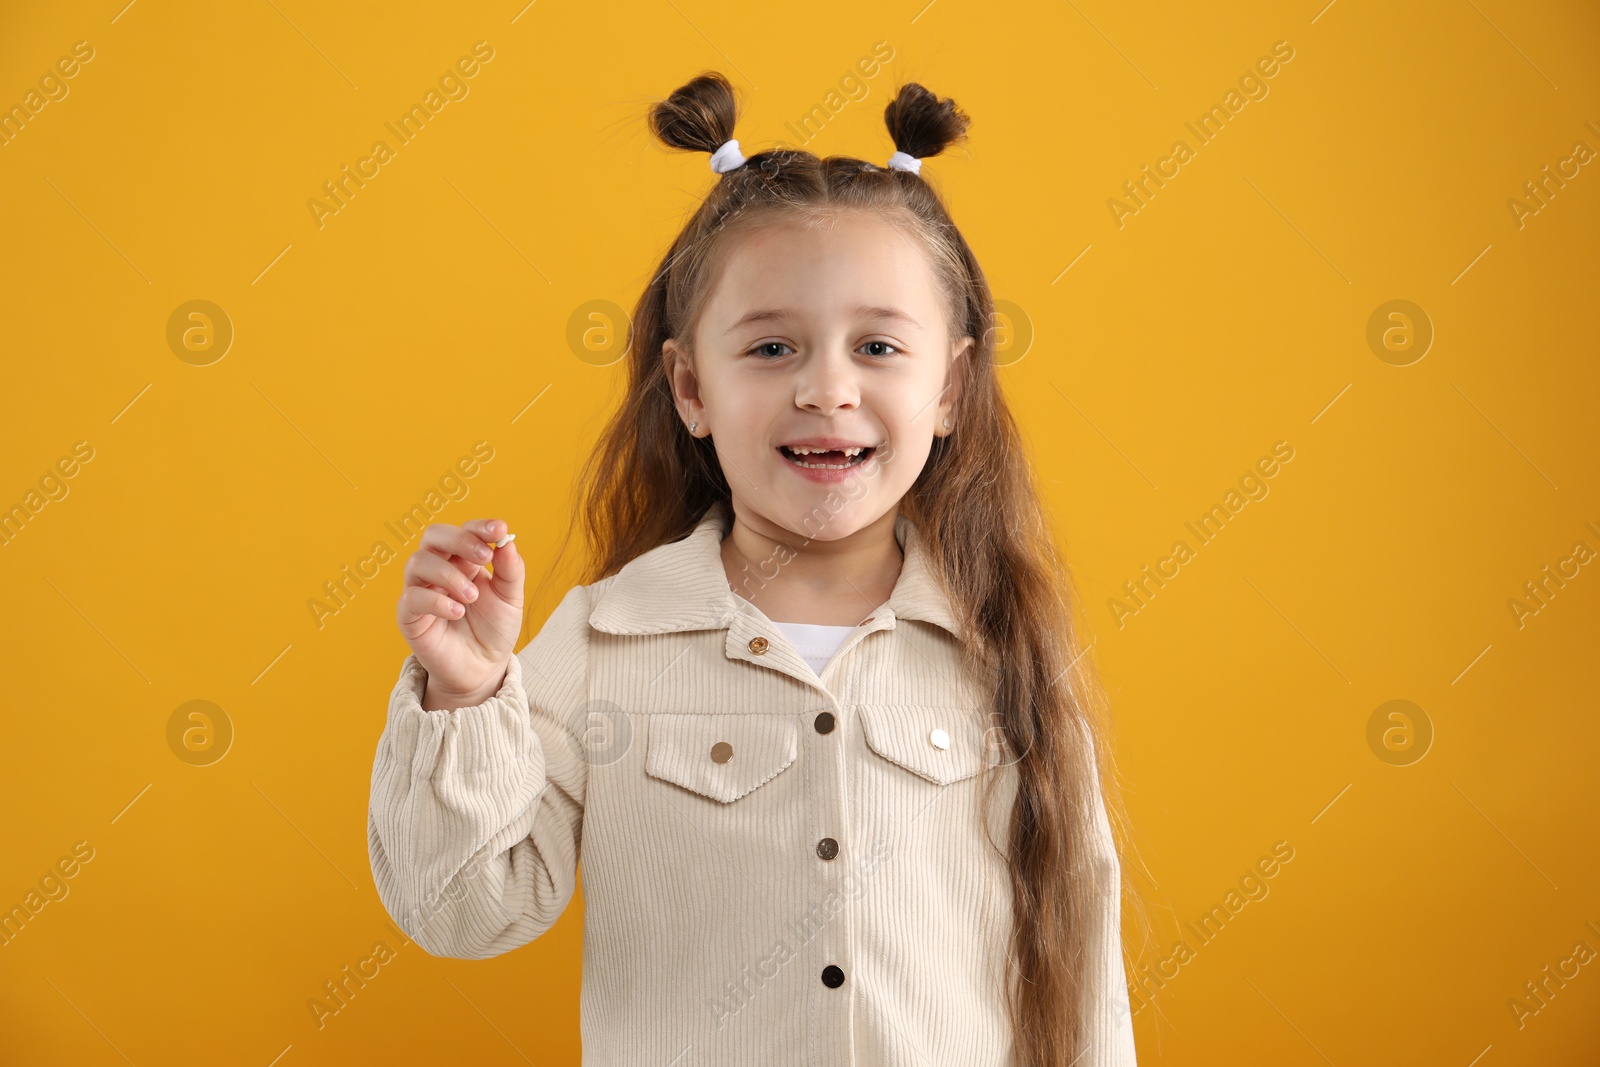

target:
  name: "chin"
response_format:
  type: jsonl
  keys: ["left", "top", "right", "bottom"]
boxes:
{"left": 775, "top": 499, "right": 881, "bottom": 543}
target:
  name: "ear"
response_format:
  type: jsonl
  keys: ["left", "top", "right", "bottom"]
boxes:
{"left": 662, "top": 338, "right": 706, "bottom": 434}
{"left": 937, "top": 335, "right": 973, "bottom": 436}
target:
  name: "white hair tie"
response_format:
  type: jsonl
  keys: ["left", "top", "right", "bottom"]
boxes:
{"left": 886, "top": 150, "right": 922, "bottom": 174}
{"left": 709, "top": 139, "right": 746, "bottom": 174}
{"left": 711, "top": 138, "right": 921, "bottom": 175}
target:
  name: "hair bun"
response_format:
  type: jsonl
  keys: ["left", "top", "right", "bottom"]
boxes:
{"left": 883, "top": 82, "right": 970, "bottom": 161}
{"left": 649, "top": 71, "right": 740, "bottom": 158}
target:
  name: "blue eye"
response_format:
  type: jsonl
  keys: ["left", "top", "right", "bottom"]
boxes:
{"left": 750, "top": 342, "right": 793, "bottom": 359}
{"left": 860, "top": 341, "right": 899, "bottom": 358}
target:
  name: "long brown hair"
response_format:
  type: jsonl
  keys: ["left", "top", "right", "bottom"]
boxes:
{"left": 542, "top": 70, "right": 1139, "bottom": 1066}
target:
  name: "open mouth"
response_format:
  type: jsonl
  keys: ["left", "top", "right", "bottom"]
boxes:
{"left": 778, "top": 445, "right": 876, "bottom": 470}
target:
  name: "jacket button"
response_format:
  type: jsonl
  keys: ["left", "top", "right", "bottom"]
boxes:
{"left": 816, "top": 837, "right": 839, "bottom": 860}
{"left": 929, "top": 728, "right": 950, "bottom": 750}
{"left": 814, "top": 711, "right": 835, "bottom": 734}
{"left": 821, "top": 965, "right": 845, "bottom": 988}
{"left": 710, "top": 741, "right": 734, "bottom": 763}
{"left": 748, "top": 636, "right": 769, "bottom": 654}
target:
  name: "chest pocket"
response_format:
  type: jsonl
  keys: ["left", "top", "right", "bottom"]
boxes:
{"left": 644, "top": 713, "right": 799, "bottom": 803}
{"left": 859, "top": 704, "right": 990, "bottom": 786}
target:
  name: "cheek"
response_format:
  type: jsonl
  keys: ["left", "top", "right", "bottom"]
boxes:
{"left": 883, "top": 381, "right": 946, "bottom": 463}
{"left": 703, "top": 375, "right": 779, "bottom": 447}
{"left": 878, "top": 378, "right": 943, "bottom": 433}
{"left": 868, "top": 436, "right": 933, "bottom": 499}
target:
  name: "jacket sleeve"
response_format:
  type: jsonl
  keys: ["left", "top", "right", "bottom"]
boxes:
{"left": 367, "top": 583, "right": 591, "bottom": 959}
{"left": 1081, "top": 731, "right": 1140, "bottom": 1065}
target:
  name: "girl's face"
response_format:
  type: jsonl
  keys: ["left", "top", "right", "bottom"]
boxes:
{"left": 665, "top": 210, "right": 972, "bottom": 543}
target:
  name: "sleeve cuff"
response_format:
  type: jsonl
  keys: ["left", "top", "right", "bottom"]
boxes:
{"left": 390, "top": 653, "right": 536, "bottom": 776}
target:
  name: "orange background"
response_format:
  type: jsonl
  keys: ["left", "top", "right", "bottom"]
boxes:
{"left": 2, "top": 1, "right": 1597, "bottom": 1064}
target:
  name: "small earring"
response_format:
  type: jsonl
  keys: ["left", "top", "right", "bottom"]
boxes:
{"left": 689, "top": 421, "right": 698, "bottom": 435}
{"left": 943, "top": 417, "right": 951, "bottom": 429}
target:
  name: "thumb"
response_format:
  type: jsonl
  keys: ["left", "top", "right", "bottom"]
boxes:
{"left": 482, "top": 534, "right": 526, "bottom": 598}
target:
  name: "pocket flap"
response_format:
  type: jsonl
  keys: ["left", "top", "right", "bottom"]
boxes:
{"left": 644, "top": 714, "right": 799, "bottom": 803}
{"left": 860, "top": 704, "right": 988, "bottom": 786}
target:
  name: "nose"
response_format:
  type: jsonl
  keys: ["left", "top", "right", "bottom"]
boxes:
{"left": 793, "top": 345, "right": 861, "bottom": 416}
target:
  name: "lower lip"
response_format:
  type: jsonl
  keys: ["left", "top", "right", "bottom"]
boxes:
{"left": 777, "top": 448, "right": 877, "bottom": 483}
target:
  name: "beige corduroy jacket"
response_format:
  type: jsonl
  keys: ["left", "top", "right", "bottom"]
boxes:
{"left": 367, "top": 499, "right": 1138, "bottom": 1065}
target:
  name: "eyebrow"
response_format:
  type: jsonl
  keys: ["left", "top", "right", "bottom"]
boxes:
{"left": 725, "top": 305, "right": 922, "bottom": 333}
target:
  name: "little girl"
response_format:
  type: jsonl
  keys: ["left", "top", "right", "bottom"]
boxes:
{"left": 369, "top": 72, "right": 1138, "bottom": 1066}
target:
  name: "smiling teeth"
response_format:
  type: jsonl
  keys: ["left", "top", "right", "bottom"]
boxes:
{"left": 783, "top": 445, "right": 871, "bottom": 470}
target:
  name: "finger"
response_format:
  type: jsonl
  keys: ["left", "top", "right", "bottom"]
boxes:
{"left": 437, "top": 552, "right": 488, "bottom": 584}
{"left": 479, "top": 530, "right": 525, "bottom": 591}
{"left": 457, "top": 518, "right": 511, "bottom": 557}
{"left": 406, "top": 532, "right": 487, "bottom": 584}
{"left": 406, "top": 552, "right": 484, "bottom": 607}
{"left": 459, "top": 517, "right": 509, "bottom": 543}
{"left": 421, "top": 520, "right": 506, "bottom": 567}
{"left": 398, "top": 583, "right": 466, "bottom": 624}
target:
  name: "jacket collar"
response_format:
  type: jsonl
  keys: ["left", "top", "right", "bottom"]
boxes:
{"left": 588, "top": 499, "right": 961, "bottom": 639}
